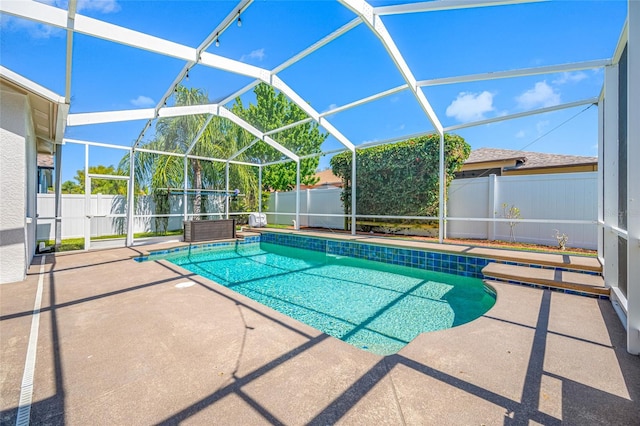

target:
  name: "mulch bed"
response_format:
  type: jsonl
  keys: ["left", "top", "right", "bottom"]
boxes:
{"left": 298, "top": 227, "right": 597, "bottom": 256}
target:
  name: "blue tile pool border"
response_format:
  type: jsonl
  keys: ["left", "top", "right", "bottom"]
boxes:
{"left": 137, "top": 233, "right": 492, "bottom": 279}
{"left": 137, "top": 232, "right": 604, "bottom": 300}
{"left": 259, "top": 232, "right": 492, "bottom": 279}
{"left": 134, "top": 235, "right": 260, "bottom": 262}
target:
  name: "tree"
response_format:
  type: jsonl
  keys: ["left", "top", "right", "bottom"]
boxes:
{"left": 61, "top": 165, "right": 127, "bottom": 194}
{"left": 501, "top": 203, "right": 522, "bottom": 242}
{"left": 122, "top": 85, "right": 258, "bottom": 228}
{"left": 61, "top": 179, "right": 82, "bottom": 194}
{"left": 232, "top": 83, "right": 327, "bottom": 191}
{"left": 121, "top": 83, "right": 325, "bottom": 230}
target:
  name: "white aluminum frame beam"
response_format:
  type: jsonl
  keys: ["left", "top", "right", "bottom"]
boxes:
{"left": 64, "top": 0, "right": 77, "bottom": 103}
{"left": 626, "top": 0, "right": 639, "bottom": 355}
{"left": 67, "top": 105, "right": 216, "bottom": 126}
{"left": 133, "top": 0, "right": 253, "bottom": 148}
{"left": 261, "top": 82, "right": 408, "bottom": 138}
{"left": 264, "top": 118, "right": 314, "bottom": 136}
{"left": 187, "top": 154, "right": 256, "bottom": 168}
{"left": 614, "top": 19, "right": 629, "bottom": 64}
{"left": 272, "top": 18, "right": 362, "bottom": 74}
{"left": 133, "top": 147, "right": 255, "bottom": 167}
{"left": 216, "top": 81, "right": 261, "bottom": 106}
{"left": 2, "top": 0, "right": 355, "bottom": 153}
{"left": 212, "top": 20, "right": 361, "bottom": 152}
{"left": 339, "top": 0, "right": 443, "bottom": 134}
{"left": 135, "top": 148, "right": 184, "bottom": 158}
{"left": 603, "top": 62, "right": 620, "bottom": 321}
{"left": 87, "top": 173, "right": 130, "bottom": 180}
{"left": 417, "top": 59, "right": 611, "bottom": 87}
{"left": 67, "top": 108, "right": 156, "bottom": 126}
{"left": 320, "top": 84, "right": 408, "bottom": 117}
{"left": 63, "top": 138, "right": 133, "bottom": 150}
{"left": 228, "top": 138, "right": 260, "bottom": 161}
{"left": 444, "top": 97, "right": 598, "bottom": 132}
{"left": 218, "top": 106, "right": 299, "bottom": 161}
{"left": 67, "top": 104, "right": 299, "bottom": 162}
{"left": 215, "top": 18, "right": 362, "bottom": 106}
{"left": 358, "top": 130, "right": 437, "bottom": 149}
{"left": 126, "top": 150, "right": 135, "bottom": 246}
{"left": 374, "top": 0, "right": 546, "bottom": 16}
{"left": 258, "top": 83, "right": 407, "bottom": 140}
{"left": 185, "top": 114, "right": 214, "bottom": 155}
{"left": 270, "top": 76, "right": 355, "bottom": 151}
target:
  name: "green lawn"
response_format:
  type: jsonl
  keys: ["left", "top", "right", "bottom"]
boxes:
{"left": 38, "top": 229, "right": 184, "bottom": 252}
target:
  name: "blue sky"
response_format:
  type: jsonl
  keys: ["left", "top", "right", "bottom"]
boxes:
{"left": 0, "top": 0, "right": 628, "bottom": 183}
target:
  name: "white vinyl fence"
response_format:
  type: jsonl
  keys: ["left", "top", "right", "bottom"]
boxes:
{"left": 267, "top": 172, "right": 597, "bottom": 249}
{"left": 36, "top": 193, "right": 224, "bottom": 240}
{"left": 447, "top": 172, "right": 597, "bottom": 249}
{"left": 268, "top": 187, "right": 345, "bottom": 230}
{"left": 40, "top": 172, "right": 597, "bottom": 249}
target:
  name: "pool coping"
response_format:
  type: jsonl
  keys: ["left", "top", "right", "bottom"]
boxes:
{"left": 133, "top": 228, "right": 602, "bottom": 275}
{"left": 247, "top": 228, "right": 602, "bottom": 272}
{"left": 136, "top": 229, "right": 606, "bottom": 302}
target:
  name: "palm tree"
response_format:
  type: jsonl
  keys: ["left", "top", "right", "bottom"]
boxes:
{"left": 121, "top": 85, "right": 258, "bottom": 232}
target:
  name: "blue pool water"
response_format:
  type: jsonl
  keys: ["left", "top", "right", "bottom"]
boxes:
{"left": 165, "top": 242, "right": 495, "bottom": 355}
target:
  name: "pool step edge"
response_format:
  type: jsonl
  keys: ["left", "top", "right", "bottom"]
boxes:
{"left": 482, "top": 262, "right": 609, "bottom": 298}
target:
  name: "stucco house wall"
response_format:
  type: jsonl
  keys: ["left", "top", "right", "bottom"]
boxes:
{"left": 0, "top": 89, "right": 36, "bottom": 284}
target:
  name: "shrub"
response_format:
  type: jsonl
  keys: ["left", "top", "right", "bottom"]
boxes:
{"left": 330, "top": 134, "right": 470, "bottom": 223}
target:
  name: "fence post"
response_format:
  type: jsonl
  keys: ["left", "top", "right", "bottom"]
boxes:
{"left": 275, "top": 191, "right": 279, "bottom": 225}
{"left": 295, "top": 160, "right": 300, "bottom": 230}
{"left": 126, "top": 149, "right": 135, "bottom": 246}
{"left": 306, "top": 188, "right": 311, "bottom": 227}
{"left": 488, "top": 174, "right": 498, "bottom": 240}
{"left": 54, "top": 145, "right": 62, "bottom": 249}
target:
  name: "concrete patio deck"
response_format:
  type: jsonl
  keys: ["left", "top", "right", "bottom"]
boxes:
{"left": 1, "top": 241, "right": 639, "bottom": 425}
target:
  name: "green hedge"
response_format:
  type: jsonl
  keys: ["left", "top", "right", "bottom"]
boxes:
{"left": 330, "top": 134, "right": 470, "bottom": 218}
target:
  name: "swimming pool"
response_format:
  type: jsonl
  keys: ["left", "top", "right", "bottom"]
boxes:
{"left": 161, "top": 241, "right": 495, "bottom": 355}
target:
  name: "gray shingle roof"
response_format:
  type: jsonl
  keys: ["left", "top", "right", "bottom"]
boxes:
{"left": 37, "top": 153, "right": 53, "bottom": 168}
{"left": 465, "top": 148, "right": 597, "bottom": 170}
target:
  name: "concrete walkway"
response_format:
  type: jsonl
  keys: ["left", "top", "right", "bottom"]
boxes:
{"left": 1, "top": 243, "right": 639, "bottom": 425}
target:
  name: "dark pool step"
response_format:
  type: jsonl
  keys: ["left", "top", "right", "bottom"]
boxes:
{"left": 482, "top": 262, "right": 608, "bottom": 297}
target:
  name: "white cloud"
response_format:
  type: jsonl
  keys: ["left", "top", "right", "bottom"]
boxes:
{"left": 445, "top": 91, "right": 495, "bottom": 122}
{"left": 552, "top": 71, "right": 588, "bottom": 85}
{"left": 131, "top": 95, "right": 155, "bottom": 107}
{"left": 76, "top": 0, "right": 121, "bottom": 13}
{"left": 536, "top": 120, "right": 550, "bottom": 135}
{"left": 515, "top": 130, "right": 525, "bottom": 138}
{"left": 240, "top": 48, "right": 265, "bottom": 62}
{"left": 322, "top": 103, "right": 339, "bottom": 115}
{"left": 516, "top": 81, "right": 560, "bottom": 109}
{"left": 37, "top": 0, "right": 121, "bottom": 13}
{"left": 0, "top": 18, "right": 63, "bottom": 38}
{"left": 397, "top": 123, "right": 405, "bottom": 131}
{"left": 3, "top": 0, "right": 119, "bottom": 38}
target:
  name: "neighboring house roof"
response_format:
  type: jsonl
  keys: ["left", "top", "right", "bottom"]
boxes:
{"left": 37, "top": 153, "right": 54, "bottom": 169}
{"left": 462, "top": 147, "right": 597, "bottom": 173}
{"left": 302, "top": 169, "right": 343, "bottom": 189}
{"left": 305, "top": 148, "right": 597, "bottom": 188}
